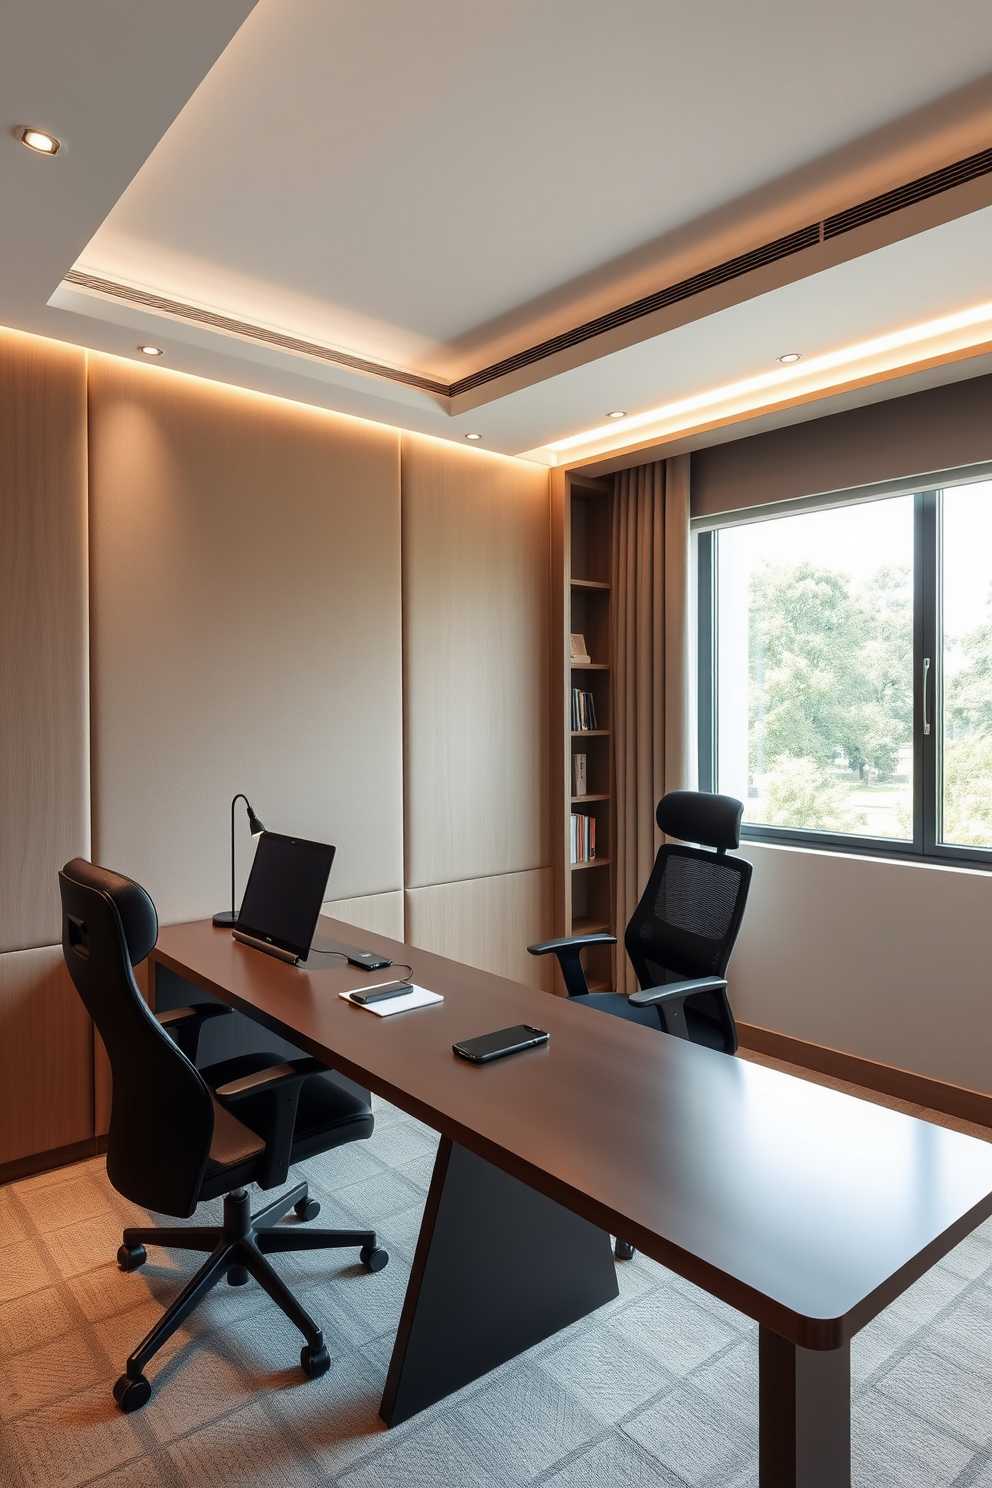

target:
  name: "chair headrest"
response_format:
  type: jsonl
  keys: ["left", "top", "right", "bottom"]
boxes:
{"left": 61, "top": 858, "right": 158, "bottom": 965}
{"left": 656, "top": 791, "right": 743, "bottom": 852}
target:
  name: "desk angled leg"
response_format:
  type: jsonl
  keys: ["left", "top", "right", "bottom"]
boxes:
{"left": 759, "top": 1327, "right": 850, "bottom": 1488}
{"left": 380, "top": 1137, "right": 618, "bottom": 1426}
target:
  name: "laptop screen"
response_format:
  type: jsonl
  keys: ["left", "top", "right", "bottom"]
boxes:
{"left": 235, "top": 832, "right": 335, "bottom": 960}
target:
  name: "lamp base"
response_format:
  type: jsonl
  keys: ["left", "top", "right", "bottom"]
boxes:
{"left": 212, "top": 910, "right": 238, "bottom": 928}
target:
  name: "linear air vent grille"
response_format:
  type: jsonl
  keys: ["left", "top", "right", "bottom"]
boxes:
{"left": 824, "top": 145, "right": 992, "bottom": 239}
{"left": 66, "top": 142, "right": 992, "bottom": 403}
{"left": 62, "top": 272, "right": 451, "bottom": 397}
{"left": 452, "top": 145, "right": 992, "bottom": 397}
{"left": 448, "top": 225, "right": 822, "bottom": 397}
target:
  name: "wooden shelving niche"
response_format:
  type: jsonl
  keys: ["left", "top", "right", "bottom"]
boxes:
{"left": 551, "top": 470, "right": 616, "bottom": 994}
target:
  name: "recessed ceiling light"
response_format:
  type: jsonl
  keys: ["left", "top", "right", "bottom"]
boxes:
{"left": 20, "top": 127, "right": 60, "bottom": 155}
{"left": 465, "top": 432, "right": 482, "bottom": 440}
{"left": 777, "top": 352, "right": 802, "bottom": 364}
{"left": 548, "top": 297, "right": 992, "bottom": 454}
{"left": 607, "top": 410, "right": 627, "bottom": 419}
{"left": 138, "top": 345, "right": 164, "bottom": 357}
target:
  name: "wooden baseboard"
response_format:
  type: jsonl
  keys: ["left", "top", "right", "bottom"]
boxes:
{"left": 0, "top": 1134, "right": 106, "bottom": 1187}
{"left": 737, "top": 1021, "right": 992, "bottom": 1130}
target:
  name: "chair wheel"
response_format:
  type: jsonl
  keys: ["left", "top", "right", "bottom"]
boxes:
{"left": 294, "top": 1197, "right": 321, "bottom": 1221}
{"left": 614, "top": 1239, "right": 636, "bottom": 1260}
{"left": 117, "top": 1244, "right": 147, "bottom": 1271}
{"left": 300, "top": 1343, "right": 330, "bottom": 1379}
{"left": 360, "top": 1244, "right": 389, "bottom": 1273}
{"left": 227, "top": 1264, "right": 249, "bottom": 1286}
{"left": 113, "top": 1373, "right": 151, "bottom": 1412}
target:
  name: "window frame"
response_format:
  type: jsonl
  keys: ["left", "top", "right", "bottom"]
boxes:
{"left": 695, "top": 466, "right": 992, "bottom": 872}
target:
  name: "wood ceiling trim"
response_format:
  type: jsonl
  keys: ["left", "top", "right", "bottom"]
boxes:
{"left": 65, "top": 143, "right": 992, "bottom": 408}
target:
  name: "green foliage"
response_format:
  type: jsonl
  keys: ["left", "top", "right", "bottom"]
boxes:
{"left": 749, "top": 561, "right": 912, "bottom": 783}
{"left": 753, "top": 756, "right": 868, "bottom": 833}
{"left": 943, "top": 735, "right": 992, "bottom": 847}
{"left": 946, "top": 617, "right": 992, "bottom": 739}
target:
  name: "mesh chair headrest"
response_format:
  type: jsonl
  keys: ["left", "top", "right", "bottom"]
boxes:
{"left": 61, "top": 858, "right": 158, "bottom": 965}
{"left": 657, "top": 791, "right": 743, "bottom": 852}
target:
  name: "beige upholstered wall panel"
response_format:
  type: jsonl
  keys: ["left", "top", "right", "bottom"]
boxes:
{"left": 87, "top": 357, "right": 404, "bottom": 924}
{"left": 0, "top": 947, "right": 94, "bottom": 1163}
{"left": 0, "top": 329, "right": 89, "bottom": 952}
{"left": 405, "top": 869, "right": 552, "bottom": 991}
{"left": 402, "top": 434, "right": 551, "bottom": 889}
{"left": 321, "top": 890, "right": 405, "bottom": 940}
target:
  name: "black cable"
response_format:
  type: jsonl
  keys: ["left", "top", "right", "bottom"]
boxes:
{"left": 306, "top": 948, "right": 415, "bottom": 982}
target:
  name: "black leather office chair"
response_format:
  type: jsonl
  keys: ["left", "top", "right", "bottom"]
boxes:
{"left": 529, "top": 791, "right": 752, "bottom": 1054}
{"left": 59, "top": 858, "right": 388, "bottom": 1412}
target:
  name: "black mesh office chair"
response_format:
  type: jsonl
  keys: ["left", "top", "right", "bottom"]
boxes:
{"left": 529, "top": 791, "right": 752, "bottom": 1053}
{"left": 59, "top": 858, "right": 388, "bottom": 1412}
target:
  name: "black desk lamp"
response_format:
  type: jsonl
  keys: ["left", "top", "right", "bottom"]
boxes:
{"left": 212, "top": 794, "right": 266, "bottom": 927}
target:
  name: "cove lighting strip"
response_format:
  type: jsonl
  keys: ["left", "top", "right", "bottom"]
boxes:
{"left": 546, "top": 300, "right": 992, "bottom": 454}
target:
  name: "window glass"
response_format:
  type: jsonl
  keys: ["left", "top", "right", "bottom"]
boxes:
{"left": 716, "top": 498, "right": 914, "bottom": 838}
{"left": 941, "top": 480, "right": 992, "bottom": 848}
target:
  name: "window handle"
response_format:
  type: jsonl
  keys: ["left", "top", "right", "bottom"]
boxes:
{"left": 922, "top": 656, "right": 931, "bottom": 736}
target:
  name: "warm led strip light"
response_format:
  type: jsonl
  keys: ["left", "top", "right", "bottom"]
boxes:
{"left": 547, "top": 300, "right": 992, "bottom": 453}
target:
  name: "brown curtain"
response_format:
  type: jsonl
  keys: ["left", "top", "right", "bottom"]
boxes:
{"left": 611, "top": 454, "right": 693, "bottom": 993}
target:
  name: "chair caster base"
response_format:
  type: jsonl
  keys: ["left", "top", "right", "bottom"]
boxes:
{"left": 294, "top": 1197, "right": 321, "bottom": 1221}
{"left": 113, "top": 1372, "right": 151, "bottom": 1412}
{"left": 227, "top": 1264, "right": 249, "bottom": 1286}
{"left": 614, "top": 1239, "right": 635, "bottom": 1260}
{"left": 117, "top": 1244, "right": 147, "bottom": 1272}
{"left": 301, "top": 1343, "right": 330, "bottom": 1379}
{"left": 361, "top": 1244, "right": 389, "bottom": 1272}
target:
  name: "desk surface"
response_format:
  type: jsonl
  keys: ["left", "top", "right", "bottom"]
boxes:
{"left": 152, "top": 915, "right": 992, "bottom": 1350}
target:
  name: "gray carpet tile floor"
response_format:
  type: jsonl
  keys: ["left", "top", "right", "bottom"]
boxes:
{"left": 4, "top": 1059, "right": 992, "bottom": 1488}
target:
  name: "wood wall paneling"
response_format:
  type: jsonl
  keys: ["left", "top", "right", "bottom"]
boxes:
{"left": 0, "top": 329, "right": 90, "bottom": 952}
{"left": 86, "top": 357, "right": 405, "bottom": 924}
{"left": 0, "top": 947, "right": 94, "bottom": 1164}
{"left": 405, "top": 869, "right": 553, "bottom": 992}
{"left": 321, "top": 890, "right": 405, "bottom": 941}
{"left": 401, "top": 435, "right": 552, "bottom": 889}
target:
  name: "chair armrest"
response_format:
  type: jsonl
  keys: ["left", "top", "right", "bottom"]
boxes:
{"left": 156, "top": 1003, "right": 233, "bottom": 1028}
{"left": 212, "top": 1058, "right": 326, "bottom": 1188}
{"left": 527, "top": 934, "right": 617, "bottom": 998}
{"left": 528, "top": 934, "right": 617, "bottom": 956}
{"left": 156, "top": 1003, "right": 232, "bottom": 1061}
{"left": 627, "top": 976, "right": 727, "bottom": 1008}
{"left": 213, "top": 1060, "right": 319, "bottom": 1097}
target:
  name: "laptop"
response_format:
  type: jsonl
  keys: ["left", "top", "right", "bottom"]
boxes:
{"left": 232, "top": 831, "right": 335, "bottom": 964}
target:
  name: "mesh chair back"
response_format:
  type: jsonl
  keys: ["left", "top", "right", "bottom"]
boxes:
{"left": 624, "top": 846, "right": 751, "bottom": 990}
{"left": 59, "top": 859, "right": 215, "bottom": 1218}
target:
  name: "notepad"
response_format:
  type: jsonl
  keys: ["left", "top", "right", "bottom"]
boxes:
{"left": 339, "top": 985, "right": 443, "bottom": 1017}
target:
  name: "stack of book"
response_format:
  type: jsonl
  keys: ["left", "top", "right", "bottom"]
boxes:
{"left": 571, "top": 689, "right": 598, "bottom": 730}
{"left": 570, "top": 813, "right": 596, "bottom": 864}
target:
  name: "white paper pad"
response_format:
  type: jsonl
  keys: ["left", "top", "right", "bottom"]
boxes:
{"left": 339, "top": 984, "right": 443, "bottom": 1017}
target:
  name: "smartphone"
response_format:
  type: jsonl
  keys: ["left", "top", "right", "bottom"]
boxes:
{"left": 348, "top": 980, "right": 412, "bottom": 1005}
{"left": 452, "top": 1025, "right": 549, "bottom": 1063}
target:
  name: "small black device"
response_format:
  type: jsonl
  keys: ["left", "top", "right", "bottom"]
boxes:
{"left": 347, "top": 951, "right": 393, "bottom": 971}
{"left": 452, "top": 1024, "right": 549, "bottom": 1063}
{"left": 348, "top": 980, "right": 413, "bottom": 1006}
{"left": 232, "top": 831, "right": 335, "bottom": 964}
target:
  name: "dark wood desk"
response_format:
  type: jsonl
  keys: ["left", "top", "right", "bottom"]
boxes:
{"left": 151, "top": 916, "right": 992, "bottom": 1488}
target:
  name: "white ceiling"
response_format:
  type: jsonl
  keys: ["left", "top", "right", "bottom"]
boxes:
{"left": 6, "top": 1, "right": 992, "bottom": 460}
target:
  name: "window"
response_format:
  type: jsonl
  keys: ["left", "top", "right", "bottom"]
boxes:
{"left": 697, "top": 473, "right": 992, "bottom": 866}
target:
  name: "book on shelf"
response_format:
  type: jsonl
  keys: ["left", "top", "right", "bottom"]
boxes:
{"left": 572, "top": 752, "right": 587, "bottom": 797}
{"left": 570, "top": 688, "right": 598, "bottom": 731}
{"left": 569, "top": 812, "right": 596, "bottom": 864}
{"left": 569, "top": 632, "right": 591, "bottom": 664}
